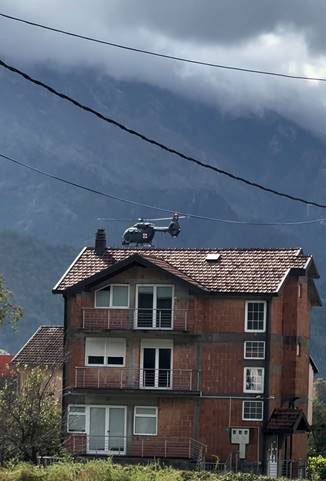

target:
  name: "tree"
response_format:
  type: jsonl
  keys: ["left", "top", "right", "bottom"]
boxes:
{"left": 0, "top": 274, "right": 22, "bottom": 328}
{"left": 0, "top": 367, "right": 61, "bottom": 463}
{"left": 309, "top": 379, "right": 326, "bottom": 455}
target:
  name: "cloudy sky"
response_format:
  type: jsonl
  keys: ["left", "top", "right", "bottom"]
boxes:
{"left": 1, "top": 1, "right": 326, "bottom": 139}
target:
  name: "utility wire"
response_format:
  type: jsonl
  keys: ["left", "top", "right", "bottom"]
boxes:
{"left": 0, "top": 152, "right": 170, "bottom": 213}
{"left": 1, "top": 151, "right": 326, "bottom": 227}
{"left": 1, "top": 57, "right": 326, "bottom": 210}
{"left": 1, "top": 12, "right": 326, "bottom": 83}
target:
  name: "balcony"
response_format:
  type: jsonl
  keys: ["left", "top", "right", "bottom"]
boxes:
{"left": 74, "top": 367, "right": 199, "bottom": 392}
{"left": 65, "top": 434, "right": 207, "bottom": 459}
{"left": 82, "top": 308, "right": 190, "bottom": 331}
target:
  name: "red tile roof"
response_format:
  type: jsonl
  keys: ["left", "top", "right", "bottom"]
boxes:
{"left": 53, "top": 246, "right": 316, "bottom": 295}
{"left": 0, "top": 355, "right": 14, "bottom": 377}
{"left": 11, "top": 326, "right": 64, "bottom": 366}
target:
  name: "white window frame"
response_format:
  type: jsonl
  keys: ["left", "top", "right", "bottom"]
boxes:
{"left": 242, "top": 401, "right": 264, "bottom": 421}
{"left": 243, "top": 367, "right": 264, "bottom": 393}
{"left": 245, "top": 301, "right": 267, "bottom": 333}
{"left": 133, "top": 406, "right": 158, "bottom": 436}
{"left": 67, "top": 405, "right": 86, "bottom": 433}
{"left": 95, "top": 284, "right": 130, "bottom": 309}
{"left": 135, "top": 284, "right": 175, "bottom": 329}
{"left": 85, "top": 337, "right": 126, "bottom": 367}
{"left": 244, "top": 341, "right": 265, "bottom": 360}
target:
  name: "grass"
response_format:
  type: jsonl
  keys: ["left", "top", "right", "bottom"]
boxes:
{"left": 0, "top": 460, "right": 305, "bottom": 481}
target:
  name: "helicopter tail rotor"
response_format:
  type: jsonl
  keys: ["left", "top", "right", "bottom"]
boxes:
{"left": 168, "top": 214, "right": 181, "bottom": 237}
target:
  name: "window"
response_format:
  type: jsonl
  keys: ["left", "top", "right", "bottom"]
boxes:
{"left": 242, "top": 401, "right": 263, "bottom": 421}
{"left": 136, "top": 285, "right": 174, "bottom": 328}
{"left": 85, "top": 337, "right": 126, "bottom": 366}
{"left": 244, "top": 341, "right": 265, "bottom": 359}
{"left": 244, "top": 367, "right": 264, "bottom": 393}
{"left": 67, "top": 405, "right": 86, "bottom": 432}
{"left": 95, "top": 285, "right": 129, "bottom": 308}
{"left": 245, "top": 301, "right": 266, "bottom": 332}
{"left": 134, "top": 406, "right": 158, "bottom": 435}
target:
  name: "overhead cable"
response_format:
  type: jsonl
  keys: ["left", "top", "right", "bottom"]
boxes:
{"left": 1, "top": 151, "right": 326, "bottom": 226}
{"left": 0, "top": 152, "right": 170, "bottom": 213}
{"left": 1, "top": 57, "right": 326, "bottom": 210}
{"left": 1, "top": 12, "right": 326, "bottom": 82}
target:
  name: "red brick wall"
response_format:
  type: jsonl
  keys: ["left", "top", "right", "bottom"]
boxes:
{"left": 158, "top": 398, "right": 194, "bottom": 437}
{"left": 199, "top": 399, "right": 262, "bottom": 461}
{"left": 63, "top": 268, "right": 312, "bottom": 464}
{"left": 195, "top": 298, "right": 245, "bottom": 334}
{"left": 201, "top": 342, "right": 243, "bottom": 393}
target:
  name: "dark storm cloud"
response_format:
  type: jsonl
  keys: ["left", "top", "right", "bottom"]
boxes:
{"left": 104, "top": 1, "right": 326, "bottom": 51}
{"left": 2, "top": 0, "right": 326, "bottom": 51}
{"left": 1, "top": 1, "right": 326, "bottom": 141}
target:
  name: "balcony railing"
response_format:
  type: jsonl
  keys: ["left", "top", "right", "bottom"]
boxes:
{"left": 82, "top": 308, "right": 190, "bottom": 331}
{"left": 75, "top": 367, "right": 199, "bottom": 391}
{"left": 65, "top": 434, "right": 207, "bottom": 460}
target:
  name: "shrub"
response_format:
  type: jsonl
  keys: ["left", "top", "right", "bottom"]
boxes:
{"left": 0, "top": 460, "right": 309, "bottom": 481}
{"left": 307, "top": 456, "right": 326, "bottom": 480}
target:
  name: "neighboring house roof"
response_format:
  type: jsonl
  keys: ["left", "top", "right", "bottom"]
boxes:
{"left": 266, "top": 408, "right": 310, "bottom": 433}
{"left": 53, "top": 246, "right": 319, "bottom": 299}
{"left": 0, "top": 355, "right": 14, "bottom": 377}
{"left": 310, "top": 356, "right": 319, "bottom": 374}
{"left": 11, "top": 326, "right": 64, "bottom": 366}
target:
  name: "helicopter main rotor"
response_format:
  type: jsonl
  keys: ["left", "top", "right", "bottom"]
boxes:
{"left": 121, "top": 213, "right": 183, "bottom": 247}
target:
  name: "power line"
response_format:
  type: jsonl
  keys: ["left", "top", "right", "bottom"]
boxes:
{"left": 0, "top": 152, "right": 170, "bottom": 213}
{"left": 1, "top": 151, "right": 326, "bottom": 227}
{"left": 1, "top": 11, "right": 326, "bottom": 83}
{"left": 1, "top": 57, "right": 326, "bottom": 210}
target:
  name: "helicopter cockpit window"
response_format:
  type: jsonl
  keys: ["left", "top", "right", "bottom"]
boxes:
{"left": 95, "top": 285, "right": 129, "bottom": 308}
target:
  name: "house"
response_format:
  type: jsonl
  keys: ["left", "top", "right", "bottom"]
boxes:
{"left": 53, "top": 229, "right": 320, "bottom": 473}
{"left": 10, "top": 326, "right": 64, "bottom": 403}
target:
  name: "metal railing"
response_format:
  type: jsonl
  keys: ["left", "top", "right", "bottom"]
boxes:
{"left": 66, "top": 434, "right": 207, "bottom": 460}
{"left": 82, "top": 308, "right": 190, "bottom": 331}
{"left": 279, "top": 460, "right": 307, "bottom": 479}
{"left": 75, "top": 367, "right": 199, "bottom": 391}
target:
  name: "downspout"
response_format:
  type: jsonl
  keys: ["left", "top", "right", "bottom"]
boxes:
{"left": 61, "top": 294, "right": 68, "bottom": 441}
{"left": 262, "top": 299, "right": 271, "bottom": 474}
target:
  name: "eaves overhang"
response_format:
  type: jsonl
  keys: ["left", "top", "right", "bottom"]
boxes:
{"left": 265, "top": 408, "right": 310, "bottom": 434}
{"left": 54, "top": 253, "right": 206, "bottom": 295}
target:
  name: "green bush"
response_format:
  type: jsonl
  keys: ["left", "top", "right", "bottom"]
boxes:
{"left": 307, "top": 456, "right": 326, "bottom": 481}
{"left": 0, "top": 460, "right": 308, "bottom": 481}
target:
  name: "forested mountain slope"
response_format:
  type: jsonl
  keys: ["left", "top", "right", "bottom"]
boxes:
{"left": 0, "top": 66, "right": 325, "bottom": 372}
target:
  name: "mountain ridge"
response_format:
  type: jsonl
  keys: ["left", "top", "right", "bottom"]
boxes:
{"left": 0, "top": 65, "right": 325, "bottom": 372}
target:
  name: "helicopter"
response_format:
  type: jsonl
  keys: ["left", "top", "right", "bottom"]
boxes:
{"left": 122, "top": 213, "right": 183, "bottom": 246}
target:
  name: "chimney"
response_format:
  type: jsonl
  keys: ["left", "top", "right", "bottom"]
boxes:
{"left": 95, "top": 229, "right": 106, "bottom": 256}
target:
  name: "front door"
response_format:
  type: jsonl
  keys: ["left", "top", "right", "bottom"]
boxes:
{"left": 266, "top": 436, "right": 279, "bottom": 478}
{"left": 141, "top": 346, "right": 172, "bottom": 388}
{"left": 88, "top": 406, "right": 126, "bottom": 455}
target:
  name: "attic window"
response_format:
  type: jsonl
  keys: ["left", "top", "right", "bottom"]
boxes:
{"left": 95, "top": 284, "right": 129, "bottom": 308}
{"left": 206, "top": 253, "right": 220, "bottom": 262}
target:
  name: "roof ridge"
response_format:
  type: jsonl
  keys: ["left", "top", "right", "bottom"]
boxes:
{"left": 86, "top": 246, "right": 303, "bottom": 252}
{"left": 39, "top": 325, "right": 64, "bottom": 329}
